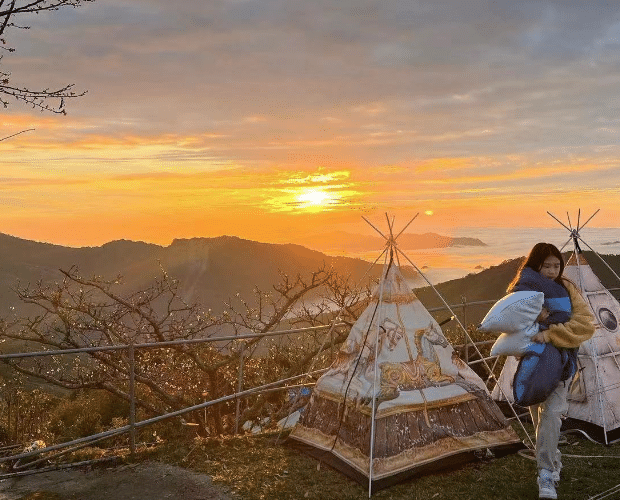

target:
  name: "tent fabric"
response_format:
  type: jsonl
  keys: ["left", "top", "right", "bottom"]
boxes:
{"left": 289, "top": 264, "right": 522, "bottom": 489}
{"left": 562, "top": 252, "right": 620, "bottom": 441}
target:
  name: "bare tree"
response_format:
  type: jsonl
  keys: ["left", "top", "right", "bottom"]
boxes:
{"left": 1, "top": 0, "right": 93, "bottom": 114}
{"left": 0, "top": 264, "right": 366, "bottom": 436}
{"left": 227, "top": 268, "right": 369, "bottom": 428}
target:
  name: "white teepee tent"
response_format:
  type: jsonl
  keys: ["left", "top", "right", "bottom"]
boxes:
{"left": 289, "top": 217, "right": 522, "bottom": 493}
{"left": 492, "top": 210, "right": 620, "bottom": 444}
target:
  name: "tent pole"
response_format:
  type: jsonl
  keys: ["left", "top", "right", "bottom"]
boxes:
{"left": 570, "top": 228, "right": 607, "bottom": 442}
{"left": 362, "top": 215, "right": 389, "bottom": 241}
{"left": 578, "top": 235, "right": 620, "bottom": 284}
{"left": 578, "top": 208, "right": 600, "bottom": 231}
{"left": 573, "top": 243, "right": 585, "bottom": 298}
{"left": 393, "top": 213, "right": 419, "bottom": 241}
{"left": 560, "top": 210, "right": 611, "bottom": 444}
{"left": 385, "top": 212, "right": 394, "bottom": 235}
{"left": 560, "top": 236, "right": 572, "bottom": 252}
{"left": 368, "top": 248, "right": 390, "bottom": 497}
{"left": 547, "top": 211, "right": 572, "bottom": 232}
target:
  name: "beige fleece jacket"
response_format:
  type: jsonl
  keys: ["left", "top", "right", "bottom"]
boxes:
{"left": 542, "top": 280, "right": 596, "bottom": 348}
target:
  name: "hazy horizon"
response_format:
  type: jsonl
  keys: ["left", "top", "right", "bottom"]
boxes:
{"left": 3, "top": 224, "right": 618, "bottom": 285}
{"left": 3, "top": 2, "right": 620, "bottom": 247}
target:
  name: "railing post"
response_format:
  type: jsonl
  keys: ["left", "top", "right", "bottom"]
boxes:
{"left": 330, "top": 325, "right": 334, "bottom": 363}
{"left": 14, "top": 391, "right": 19, "bottom": 445}
{"left": 235, "top": 341, "right": 245, "bottom": 435}
{"left": 128, "top": 343, "right": 136, "bottom": 459}
{"left": 7, "top": 391, "right": 11, "bottom": 445}
{"left": 461, "top": 296, "right": 469, "bottom": 363}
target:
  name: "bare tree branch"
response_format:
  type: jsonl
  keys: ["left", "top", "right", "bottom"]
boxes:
{"left": 0, "top": 127, "right": 34, "bottom": 141}
{"left": 0, "top": 0, "right": 93, "bottom": 113}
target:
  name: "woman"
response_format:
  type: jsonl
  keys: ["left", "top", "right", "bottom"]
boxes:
{"left": 508, "top": 243, "right": 595, "bottom": 499}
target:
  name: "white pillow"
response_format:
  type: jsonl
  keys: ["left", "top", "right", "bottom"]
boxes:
{"left": 490, "top": 323, "right": 540, "bottom": 356}
{"left": 478, "top": 291, "right": 544, "bottom": 334}
{"left": 478, "top": 291, "right": 544, "bottom": 357}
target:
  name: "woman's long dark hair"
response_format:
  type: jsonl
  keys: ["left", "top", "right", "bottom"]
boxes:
{"left": 507, "top": 242, "right": 567, "bottom": 292}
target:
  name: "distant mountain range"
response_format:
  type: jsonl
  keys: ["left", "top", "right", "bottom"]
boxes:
{"left": 0, "top": 231, "right": 617, "bottom": 338}
{"left": 0, "top": 232, "right": 394, "bottom": 321}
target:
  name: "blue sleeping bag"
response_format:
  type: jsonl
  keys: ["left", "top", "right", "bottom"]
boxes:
{"left": 513, "top": 343, "right": 576, "bottom": 407}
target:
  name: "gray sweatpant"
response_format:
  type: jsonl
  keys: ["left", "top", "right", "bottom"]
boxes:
{"left": 529, "top": 380, "right": 568, "bottom": 472}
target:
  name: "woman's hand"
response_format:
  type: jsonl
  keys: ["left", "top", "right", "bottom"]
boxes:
{"left": 532, "top": 331, "right": 546, "bottom": 343}
{"left": 537, "top": 307, "right": 549, "bottom": 323}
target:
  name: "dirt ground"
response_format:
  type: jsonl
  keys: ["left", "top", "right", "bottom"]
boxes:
{"left": 0, "top": 462, "right": 232, "bottom": 500}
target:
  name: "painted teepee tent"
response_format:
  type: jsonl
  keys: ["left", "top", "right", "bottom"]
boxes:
{"left": 289, "top": 218, "right": 522, "bottom": 493}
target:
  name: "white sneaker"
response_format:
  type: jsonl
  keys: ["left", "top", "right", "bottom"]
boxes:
{"left": 551, "top": 469, "right": 560, "bottom": 484}
{"left": 538, "top": 469, "right": 558, "bottom": 499}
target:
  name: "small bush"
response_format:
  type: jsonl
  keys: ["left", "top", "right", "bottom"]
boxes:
{"left": 47, "top": 390, "right": 129, "bottom": 442}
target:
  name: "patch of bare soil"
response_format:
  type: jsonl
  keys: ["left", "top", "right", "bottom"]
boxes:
{"left": 0, "top": 462, "right": 232, "bottom": 500}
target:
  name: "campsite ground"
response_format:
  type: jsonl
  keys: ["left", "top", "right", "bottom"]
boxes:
{"left": 2, "top": 428, "right": 619, "bottom": 500}
{"left": 0, "top": 462, "right": 232, "bottom": 500}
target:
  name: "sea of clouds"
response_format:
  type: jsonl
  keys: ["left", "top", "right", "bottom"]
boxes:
{"left": 356, "top": 226, "right": 620, "bottom": 286}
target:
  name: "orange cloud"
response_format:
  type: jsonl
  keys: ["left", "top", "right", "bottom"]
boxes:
{"left": 417, "top": 160, "right": 616, "bottom": 186}
{"left": 413, "top": 157, "right": 479, "bottom": 172}
{"left": 1, "top": 114, "right": 66, "bottom": 132}
{"left": 2, "top": 115, "right": 619, "bottom": 249}
{"left": 279, "top": 170, "right": 351, "bottom": 184}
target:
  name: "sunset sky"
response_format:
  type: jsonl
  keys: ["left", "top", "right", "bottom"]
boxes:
{"left": 2, "top": 0, "right": 620, "bottom": 248}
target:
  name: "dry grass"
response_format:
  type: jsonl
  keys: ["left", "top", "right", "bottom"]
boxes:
{"left": 17, "top": 493, "right": 63, "bottom": 500}
{"left": 141, "top": 425, "right": 620, "bottom": 500}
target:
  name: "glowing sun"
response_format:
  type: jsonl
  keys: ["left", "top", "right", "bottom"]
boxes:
{"left": 297, "top": 188, "right": 331, "bottom": 207}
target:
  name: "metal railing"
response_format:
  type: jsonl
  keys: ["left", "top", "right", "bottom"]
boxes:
{"left": 5, "top": 286, "right": 619, "bottom": 476}
{"left": 0, "top": 323, "right": 345, "bottom": 458}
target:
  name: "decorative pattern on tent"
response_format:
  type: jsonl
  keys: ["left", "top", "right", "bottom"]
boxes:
{"left": 289, "top": 256, "right": 521, "bottom": 491}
